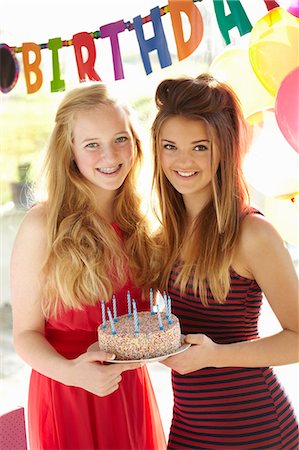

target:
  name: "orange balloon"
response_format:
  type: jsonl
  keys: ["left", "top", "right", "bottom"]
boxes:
{"left": 249, "top": 7, "right": 299, "bottom": 96}
{"left": 210, "top": 36, "right": 274, "bottom": 118}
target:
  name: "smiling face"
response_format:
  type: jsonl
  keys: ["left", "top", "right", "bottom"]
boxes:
{"left": 159, "top": 115, "right": 220, "bottom": 212}
{"left": 72, "top": 103, "right": 135, "bottom": 198}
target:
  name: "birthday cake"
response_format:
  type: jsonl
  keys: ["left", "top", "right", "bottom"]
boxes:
{"left": 97, "top": 310, "right": 181, "bottom": 360}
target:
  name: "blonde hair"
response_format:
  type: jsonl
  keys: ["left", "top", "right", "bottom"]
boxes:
{"left": 39, "top": 83, "right": 156, "bottom": 317}
{"left": 151, "top": 73, "right": 250, "bottom": 305}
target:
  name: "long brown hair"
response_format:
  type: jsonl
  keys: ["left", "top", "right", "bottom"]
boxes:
{"left": 151, "top": 73, "right": 250, "bottom": 305}
{"left": 38, "top": 83, "right": 156, "bottom": 317}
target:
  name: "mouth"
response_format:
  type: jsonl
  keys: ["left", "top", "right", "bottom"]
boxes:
{"left": 96, "top": 164, "right": 122, "bottom": 174}
{"left": 176, "top": 170, "right": 197, "bottom": 177}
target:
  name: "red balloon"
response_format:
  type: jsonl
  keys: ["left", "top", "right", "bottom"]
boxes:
{"left": 275, "top": 67, "right": 299, "bottom": 154}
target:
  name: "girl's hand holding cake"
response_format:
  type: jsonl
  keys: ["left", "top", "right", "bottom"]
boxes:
{"left": 162, "top": 334, "right": 217, "bottom": 375}
{"left": 68, "top": 349, "right": 142, "bottom": 397}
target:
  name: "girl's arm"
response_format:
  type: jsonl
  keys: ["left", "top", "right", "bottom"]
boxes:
{"left": 163, "top": 214, "right": 299, "bottom": 373}
{"left": 11, "top": 204, "right": 139, "bottom": 395}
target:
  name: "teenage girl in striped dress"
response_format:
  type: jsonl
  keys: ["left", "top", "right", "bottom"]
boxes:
{"left": 151, "top": 73, "right": 299, "bottom": 449}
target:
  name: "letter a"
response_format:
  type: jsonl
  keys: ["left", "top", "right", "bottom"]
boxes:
{"left": 213, "top": 0, "right": 252, "bottom": 45}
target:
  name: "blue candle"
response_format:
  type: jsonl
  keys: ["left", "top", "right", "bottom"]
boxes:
{"left": 163, "top": 291, "right": 169, "bottom": 319}
{"left": 156, "top": 303, "right": 164, "bottom": 331}
{"left": 132, "top": 299, "right": 139, "bottom": 334}
{"left": 149, "top": 288, "right": 154, "bottom": 315}
{"left": 167, "top": 295, "right": 172, "bottom": 324}
{"left": 127, "top": 290, "right": 132, "bottom": 317}
{"left": 101, "top": 300, "right": 107, "bottom": 328}
{"left": 112, "top": 295, "right": 118, "bottom": 322}
{"left": 107, "top": 307, "right": 117, "bottom": 334}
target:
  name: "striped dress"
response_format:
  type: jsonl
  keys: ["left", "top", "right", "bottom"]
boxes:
{"left": 167, "top": 265, "right": 299, "bottom": 449}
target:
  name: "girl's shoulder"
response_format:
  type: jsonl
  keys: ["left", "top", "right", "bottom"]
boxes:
{"left": 12, "top": 203, "right": 48, "bottom": 271}
{"left": 232, "top": 207, "right": 286, "bottom": 279}
{"left": 239, "top": 207, "right": 285, "bottom": 256}
{"left": 17, "top": 202, "right": 47, "bottom": 239}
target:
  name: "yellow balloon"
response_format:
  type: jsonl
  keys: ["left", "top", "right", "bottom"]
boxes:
{"left": 210, "top": 36, "right": 275, "bottom": 118}
{"left": 243, "top": 108, "right": 299, "bottom": 198}
{"left": 263, "top": 195, "right": 299, "bottom": 246}
{"left": 249, "top": 7, "right": 299, "bottom": 96}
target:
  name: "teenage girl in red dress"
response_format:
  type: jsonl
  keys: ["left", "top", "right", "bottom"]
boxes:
{"left": 11, "top": 83, "right": 166, "bottom": 450}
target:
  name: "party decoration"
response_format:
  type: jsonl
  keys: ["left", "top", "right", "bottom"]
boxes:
{"left": 127, "top": 291, "right": 132, "bottom": 317}
{"left": 112, "top": 295, "right": 118, "bottom": 322}
{"left": 156, "top": 304, "right": 164, "bottom": 331}
{"left": 0, "top": 44, "right": 19, "bottom": 93}
{"left": 167, "top": 296, "right": 173, "bottom": 325}
{"left": 263, "top": 195, "right": 299, "bottom": 246}
{"left": 275, "top": 67, "right": 299, "bottom": 154}
{"left": 263, "top": 0, "right": 280, "bottom": 10}
{"left": 100, "top": 20, "right": 126, "bottom": 80}
{"left": 73, "top": 32, "right": 102, "bottom": 83}
{"left": 1, "top": 0, "right": 257, "bottom": 94}
{"left": 22, "top": 42, "right": 43, "bottom": 94}
{"left": 249, "top": 7, "right": 299, "bottom": 96}
{"left": 210, "top": 35, "right": 274, "bottom": 118}
{"left": 277, "top": 0, "right": 299, "bottom": 17}
{"left": 107, "top": 308, "right": 117, "bottom": 334}
{"left": 149, "top": 288, "right": 154, "bottom": 315}
{"left": 169, "top": 0, "right": 204, "bottom": 60}
{"left": 48, "top": 38, "right": 65, "bottom": 92}
{"left": 101, "top": 300, "right": 107, "bottom": 329}
{"left": 243, "top": 108, "right": 299, "bottom": 198}
{"left": 132, "top": 299, "right": 139, "bottom": 334}
{"left": 163, "top": 291, "right": 169, "bottom": 319}
{"left": 133, "top": 6, "right": 172, "bottom": 75}
{"left": 213, "top": 0, "right": 253, "bottom": 45}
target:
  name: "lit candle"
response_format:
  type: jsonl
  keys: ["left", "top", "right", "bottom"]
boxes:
{"left": 156, "top": 303, "right": 164, "bottom": 331}
{"left": 163, "top": 291, "right": 169, "bottom": 319}
{"left": 127, "top": 290, "right": 132, "bottom": 317}
{"left": 149, "top": 288, "right": 154, "bottom": 315}
{"left": 112, "top": 295, "right": 118, "bottom": 322}
{"left": 101, "top": 300, "right": 107, "bottom": 328}
{"left": 107, "top": 307, "right": 117, "bottom": 334}
{"left": 132, "top": 299, "right": 139, "bottom": 334}
{"left": 167, "top": 295, "right": 172, "bottom": 324}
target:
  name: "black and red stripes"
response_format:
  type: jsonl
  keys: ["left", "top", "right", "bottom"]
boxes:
{"left": 167, "top": 268, "right": 299, "bottom": 449}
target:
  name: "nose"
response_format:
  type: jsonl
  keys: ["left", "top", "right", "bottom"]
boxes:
{"left": 174, "top": 149, "right": 193, "bottom": 167}
{"left": 100, "top": 143, "right": 118, "bottom": 163}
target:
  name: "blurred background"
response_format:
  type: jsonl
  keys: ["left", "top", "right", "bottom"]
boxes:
{"left": 1, "top": 0, "right": 298, "bottom": 440}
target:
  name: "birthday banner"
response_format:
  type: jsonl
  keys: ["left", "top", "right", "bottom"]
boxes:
{"left": 0, "top": 0, "right": 298, "bottom": 96}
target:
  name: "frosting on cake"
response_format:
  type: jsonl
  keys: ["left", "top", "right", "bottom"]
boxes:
{"left": 97, "top": 311, "right": 181, "bottom": 360}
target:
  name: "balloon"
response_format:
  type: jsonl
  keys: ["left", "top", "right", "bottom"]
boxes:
{"left": 210, "top": 35, "right": 274, "bottom": 118}
{"left": 243, "top": 108, "right": 299, "bottom": 198}
{"left": 249, "top": 7, "right": 299, "bottom": 96}
{"left": 276, "top": 0, "right": 299, "bottom": 17}
{"left": 263, "top": 195, "right": 299, "bottom": 246}
{"left": 275, "top": 67, "right": 299, "bottom": 154}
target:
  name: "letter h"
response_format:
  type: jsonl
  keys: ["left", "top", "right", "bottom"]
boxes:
{"left": 133, "top": 6, "right": 172, "bottom": 75}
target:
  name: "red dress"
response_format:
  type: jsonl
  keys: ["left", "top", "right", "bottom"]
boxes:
{"left": 28, "top": 283, "right": 166, "bottom": 449}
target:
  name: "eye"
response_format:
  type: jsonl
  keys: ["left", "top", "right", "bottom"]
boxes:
{"left": 85, "top": 142, "right": 99, "bottom": 151}
{"left": 193, "top": 144, "right": 208, "bottom": 152}
{"left": 163, "top": 143, "right": 176, "bottom": 151}
{"left": 115, "top": 136, "right": 128, "bottom": 143}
